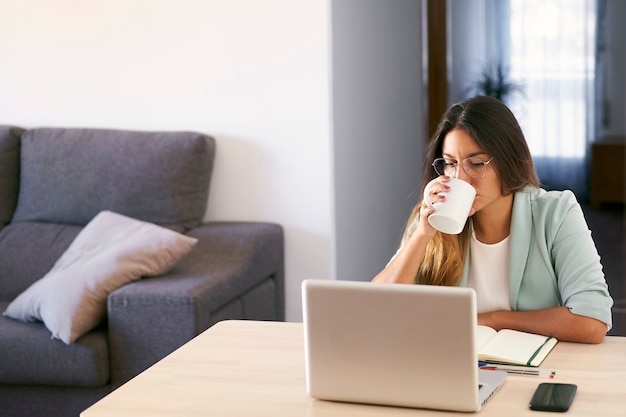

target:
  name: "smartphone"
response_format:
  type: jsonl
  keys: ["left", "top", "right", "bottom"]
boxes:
{"left": 529, "top": 383, "right": 577, "bottom": 412}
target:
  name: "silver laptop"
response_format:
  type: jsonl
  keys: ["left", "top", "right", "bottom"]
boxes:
{"left": 301, "top": 279, "right": 506, "bottom": 412}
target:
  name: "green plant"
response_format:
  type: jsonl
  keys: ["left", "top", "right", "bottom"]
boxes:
{"left": 466, "top": 62, "right": 524, "bottom": 103}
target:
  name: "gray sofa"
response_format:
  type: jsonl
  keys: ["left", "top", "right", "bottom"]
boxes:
{"left": 0, "top": 126, "right": 284, "bottom": 417}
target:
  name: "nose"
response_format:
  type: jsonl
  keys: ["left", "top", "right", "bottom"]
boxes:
{"left": 454, "top": 164, "right": 472, "bottom": 182}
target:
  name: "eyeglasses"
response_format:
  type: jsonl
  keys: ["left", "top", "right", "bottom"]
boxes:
{"left": 432, "top": 156, "right": 494, "bottom": 179}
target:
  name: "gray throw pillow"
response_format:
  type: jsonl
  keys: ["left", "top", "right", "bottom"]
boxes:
{"left": 3, "top": 211, "right": 198, "bottom": 344}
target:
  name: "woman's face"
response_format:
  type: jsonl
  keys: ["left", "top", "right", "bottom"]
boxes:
{"left": 441, "top": 128, "right": 504, "bottom": 214}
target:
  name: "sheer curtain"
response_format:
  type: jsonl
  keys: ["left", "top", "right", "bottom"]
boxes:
{"left": 506, "top": 0, "right": 597, "bottom": 199}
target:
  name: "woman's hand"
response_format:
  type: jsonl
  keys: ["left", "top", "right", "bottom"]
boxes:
{"left": 372, "top": 176, "right": 461, "bottom": 284}
{"left": 416, "top": 175, "right": 452, "bottom": 237}
{"left": 372, "top": 178, "right": 455, "bottom": 284}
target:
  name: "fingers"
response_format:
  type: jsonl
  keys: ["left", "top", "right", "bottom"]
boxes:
{"left": 417, "top": 203, "right": 436, "bottom": 237}
{"left": 426, "top": 182, "right": 450, "bottom": 204}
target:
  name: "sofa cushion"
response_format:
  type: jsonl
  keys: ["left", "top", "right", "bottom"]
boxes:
{"left": 0, "top": 126, "right": 23, "bottom": 228}
{"left": 3, "top": 211, "right": 198, "bottom": 344}
{"left": 0, "top": 302, "right": 109, "bottom": 387}
{"left": 0, "top": 222, "right": 81, "bottom": 301}
{"left": 11, "top": 127, "right": 215, "bottom": 232}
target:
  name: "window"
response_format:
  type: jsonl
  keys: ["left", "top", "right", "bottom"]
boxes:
{"left": 507, "top": 0, "right": 596, "bottom": 193}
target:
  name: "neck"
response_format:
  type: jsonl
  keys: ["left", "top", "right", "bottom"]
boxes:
{"left": 472, "top": 193, "right": 514, "bottom": 244}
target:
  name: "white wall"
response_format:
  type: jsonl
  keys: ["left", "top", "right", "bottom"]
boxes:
{"left": 0, "top": 0, "right": 426, "bottom": 322}
{"left": 0, "top": 0, "right": 333, "bottom": 322}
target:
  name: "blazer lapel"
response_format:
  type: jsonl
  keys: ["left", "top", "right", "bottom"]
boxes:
{"left": 508, "top": 189, "right": 534, "bottom": 308}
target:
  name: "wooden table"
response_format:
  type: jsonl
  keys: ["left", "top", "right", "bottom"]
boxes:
{"left": 81, "top": 320, "right": 626, "bottom": 417}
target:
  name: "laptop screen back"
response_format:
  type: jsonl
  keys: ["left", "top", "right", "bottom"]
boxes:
{"left": 302, "top": 279, "right": 483, "bottom": 411}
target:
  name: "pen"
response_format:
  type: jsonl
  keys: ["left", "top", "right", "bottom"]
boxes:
{"left": 480, "top": 366, "right": 556, "bottom": 378}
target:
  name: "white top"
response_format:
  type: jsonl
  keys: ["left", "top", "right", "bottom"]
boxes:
{"left": 467, "top": 225, "right": 511, "bottom": 314}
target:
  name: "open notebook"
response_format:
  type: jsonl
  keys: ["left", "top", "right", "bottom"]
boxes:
{"left": 477, "top": 326, "right": 558, "bottom": 366}
{"left": 302, "top": 279, "right": 507, "bottom": 412}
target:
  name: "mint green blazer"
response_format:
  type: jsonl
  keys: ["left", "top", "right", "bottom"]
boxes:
{"left": 461, "top": 187, "right": 613, "bottom": 329}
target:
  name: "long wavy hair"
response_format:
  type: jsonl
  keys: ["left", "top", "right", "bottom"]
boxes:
{"left": 403, "top": 96, "right": 539, "bottom": 286}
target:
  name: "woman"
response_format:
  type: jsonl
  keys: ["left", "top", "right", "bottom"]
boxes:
{"left": 373, "top": 96, "right": 613, "bottom": 344}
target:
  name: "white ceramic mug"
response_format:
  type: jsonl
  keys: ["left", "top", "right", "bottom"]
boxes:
{"left": 423, "top": 178, "right": 476, "bottom": 234}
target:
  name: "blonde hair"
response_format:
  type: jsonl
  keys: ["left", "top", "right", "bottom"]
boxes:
{"left": 401, "top": 204, "right": 469, "bottom": 286}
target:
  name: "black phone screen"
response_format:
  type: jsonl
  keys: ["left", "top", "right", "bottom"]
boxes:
{"left": 529, "top": 383, "right": 577, "bottom": 412}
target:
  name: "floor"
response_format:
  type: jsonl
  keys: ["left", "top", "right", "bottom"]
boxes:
{"left": 581, "top": 202, "right": 625, "bottom": 336}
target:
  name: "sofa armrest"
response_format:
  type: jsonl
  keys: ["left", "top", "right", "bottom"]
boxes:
{"left": 106, "top": 221, "right": 284, "bottom": 386}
